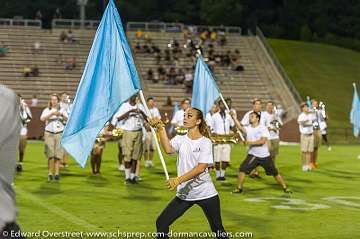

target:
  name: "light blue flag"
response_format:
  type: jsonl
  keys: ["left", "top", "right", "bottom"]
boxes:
{"left": 191, "top": 56, "right": 221, "bottom": 117}
{"left": 61, "top": 0, "right": 141, "bottom": 167}
{"left": 350, "top": 83, "right": 360, "bottom": 137}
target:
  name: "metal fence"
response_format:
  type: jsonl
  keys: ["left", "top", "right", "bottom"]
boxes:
{"left": 0, "top": 18, "right": 41, "bottom": 28}
{"left": 52, "top": 19, "right": 99, "bottom": 29}
{"left": 255, "top": 27, "right": 303, "bottom": 104}
{"left": 126, "top": 21, "right": 241, "bottom": 35}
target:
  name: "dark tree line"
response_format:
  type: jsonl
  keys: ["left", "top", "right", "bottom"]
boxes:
{"left": 1, "top": 0, "right": 360, "bottom": 49}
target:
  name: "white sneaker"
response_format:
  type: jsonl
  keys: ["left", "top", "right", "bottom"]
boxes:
{"left": 148, "top": 160, "right": 154, "bottom": 168}
{"left": 118, "top": 164, "right": 125, "bottom": 171}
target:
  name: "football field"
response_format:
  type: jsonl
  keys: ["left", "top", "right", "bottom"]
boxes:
{"left": 14, "top": 142, "right": 360, "bottom": 239}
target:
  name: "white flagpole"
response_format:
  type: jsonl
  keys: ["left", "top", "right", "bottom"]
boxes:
{"left": 219, "top": 93, "right": 245, "bottom": 141}
{"left": 139, "top": 90, "right": 169, "bottom": 180}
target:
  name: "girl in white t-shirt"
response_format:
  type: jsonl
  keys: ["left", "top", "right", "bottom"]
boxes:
{"left": 231, "top": 111, "right": 291, "bottom": 194}
{"left": 150, "top": 107, "right": 228, "bottom": 239}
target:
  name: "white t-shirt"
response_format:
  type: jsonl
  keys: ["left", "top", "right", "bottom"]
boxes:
{"left": 112, "top": 102, "right": 144, "bottom": 131}
{"left": 297, "top": 112, "right": 314, "bottom": 134}
{"left": 171, "top": 109, "right": 184, "bottom": 126}
{"left": 241, "top": 110, "right": 265, "bottom": 127}
{"left": 245, "top": 125, "right": 270, "bottom": 158}
{"left": 262, "top": 111, "right": 280, "bottom": 140}
{"left": 40, "top": 107, "right": 68, "bottom": 133}
{"left": 209, "top": 112, "right": 234, "bottom": 134}
{"left": 148, "top": 107, "right": 161, "bottom": 119}
{"left": 170, "top": 135, "right": 218, "bottom": 201}
{"left": 205, "top": 112, "right": 213, "bottom": 127}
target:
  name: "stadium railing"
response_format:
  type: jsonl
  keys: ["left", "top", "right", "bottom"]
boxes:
{"left": 52, "top": 19, "right": 99, "bottom": 29}
{"left": 254, "top": 27, "right": 303, "bottom": 104}
{"left": 0, "top": 18, "right": 41, "bottom": 28}
{"left": 127, "top": 22, "right": 184, "bottom": 32}
{"left": 126, "top": 21, "right": 241, "bottom": 35}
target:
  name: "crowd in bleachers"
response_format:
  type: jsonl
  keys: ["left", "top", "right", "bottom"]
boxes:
{"left": 133, "top": 27, "right": 245, "bottom": 92}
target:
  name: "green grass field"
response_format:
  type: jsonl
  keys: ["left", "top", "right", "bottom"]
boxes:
{"left": 14, "top": 141, "right": 360, "bottom": 239}
{"left": 269, "top": 39, "right": 360, "bottom": 131}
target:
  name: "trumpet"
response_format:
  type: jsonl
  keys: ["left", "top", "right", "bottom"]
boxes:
{"left": 175, "top": 126, "right": 188, "bottom": 135}
{"left": 210, "top": 133, "right": 241, "bottom": 144}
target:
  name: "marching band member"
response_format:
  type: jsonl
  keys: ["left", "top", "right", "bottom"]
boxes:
{"left": 209, "top": 100, "right": 235, "bottom": 181}
{"left": 60, "top": 92, "right": 70, "bottom": 168}
{"left": 206, "top": 104, "right": 219, "bottom": 126}
{"left": 310, "top": 99, "right": 322, "bottom": 169}
{"left": 171, "top": 98, "right": 191, "bottom": 128}
{"left": 111, "top": 112, "right": 125, "bottom": 171}
{"left": 143, "top": 97, "right": 161, "bottom": 168}
{"left": 18, "top": 95, "right": 32, "bottom": 172}
{"left": 262, "top": 101, "right": 282, "bottom": 161}
{"left": 230, "top": 111, "right": 291, "bottom": 194}
{"left": 149, "top": 107, "right": 228, "bottom": 239}
{"left": 318, "top": 101, "right": 331, "bottom": 151}
{"left": 113, "top": 95, "right": 147, "bottom": 184}
{"left": 240, "top": 98, "right": 265, "bottom": 178}
{"left": 40, "top": 94, "right": 68, "bottom": 181}
{"left": 225, "top": 97, "right": 237, "bottom": 119}
{"left": 297, "top": 102, "right": 314, "bottom": 172}
{"left": 240, "top": 98, "right": 265, "bottom": 127}
{"left": 91, "top": 125, "right": 112, "bottom": 176}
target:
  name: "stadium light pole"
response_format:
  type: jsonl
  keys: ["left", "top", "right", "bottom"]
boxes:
{"left": 77, "top": 0, "right": 88, "bottom": 29}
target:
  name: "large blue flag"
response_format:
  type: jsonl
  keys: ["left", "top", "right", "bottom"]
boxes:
{"left": 61, "top": 0, "right": 141, "bottom": 167}
{"left": 191, "top": 56, "right": 221, "bottom": 117}
{"left": 350, "top": 83, "right": 360, "bottom": 137}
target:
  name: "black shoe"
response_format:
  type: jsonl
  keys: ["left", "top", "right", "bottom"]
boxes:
{"left": 54, "top": 175, "right": 60, "bottom": 181}
{"left": 48, "top": 175, "right": 53, "bottom": 182}
{"left": 283, "top": 187, "right": 292, "bottom": 194}
{"left": 16, "top": 163, "right": 23, "bottom": 172}
{"left": 124, "top": 178, "right": 132, "bottom": 185}
{"left": 221, "top": 177, "right": 226, "bottom": 181}
{"left": 131, "top": 178, "right": 138, "bottom": 184}
{"left": 216, "top": 177, "right": 221, "bottom": 181}
{"left": 232, "top": 187, "right": 243, "bottom": 194}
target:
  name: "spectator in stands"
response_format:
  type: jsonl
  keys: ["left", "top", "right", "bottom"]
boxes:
{"left": 135, "top": 29, "right": 143, "bottom": 39}
{"left": 134, "top": 42, "right": 141, "bottom": 53}
{"left": 23, "top": 67, "right": 32, "bottom": 77}
{"left": 33, "top": 41, "right": 41, "bottom": 53}
{"left": 158, "top": 65, "right": 166, "bottom": 82}
{"left": 53, "top": 8, "right": 62, "bottom": 19}
{"left": 176, "top": 68, "right": 185, "bottom": 85}
{"left": 31, "top": 95, "right": 38, "bottom": 107}
{"left": 219, "top": 34, "right": 227, "bottom": 46}
{"left": 0, "top": 42, "right": 8, "bottom": 57}
{"left": 35, "top": 10, "right": 42, "bottom": 20}
{"left": 166, "top": 67, "right": 177, "bottom": 85}
{"left": 59, "top": 31, "right": 68, "bottom": 43}
{"left": 67, "top": 30, "right": 76, "bottom": 44}
{"left": 146, "top": 69, "right": 155, "bottom": 82}
{"left": 184, "top": 68, "right": 193, "bottom": 93}
{"left": 210, "top": 31, "right": 217, "bottom": 42}
{"left": 164, "top": 49, "right": 171, "bottom": 63}
{"left": 64, "top": 57, "right": 76, "bottom": 70}
{"left": 144, "top": 33, "right": 152, "bottom": 44}
{"left": 155, "top": 51, "right": 161, "bottom": 64}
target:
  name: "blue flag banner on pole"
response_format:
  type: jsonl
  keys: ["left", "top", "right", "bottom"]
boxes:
{"left": 61, "top": 0, "right": 141, "bottom": 167}
{"left": 350, "top": 83, "right": 360, "bottom": 137}
{"left": 191, "top": 56, "right": 221, "bottom": 116}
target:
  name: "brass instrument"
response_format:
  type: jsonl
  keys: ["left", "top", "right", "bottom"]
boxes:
{"left": 210, "top": 133, "right": 241, "bottom": 144}
{"left": 175, "top": 126, "right": 188, "bottom": 135}
{"left": 96, "top": 128, "right": 124, "bottom": 143}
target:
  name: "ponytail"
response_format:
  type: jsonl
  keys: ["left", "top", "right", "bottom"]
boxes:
{"left": 192, "top": 107, "right": 212, "bottom": 139}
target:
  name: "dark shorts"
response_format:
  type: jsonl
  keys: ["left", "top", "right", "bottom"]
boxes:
{"left": 239, "top": 154, "right": 279, "bottom": 176}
